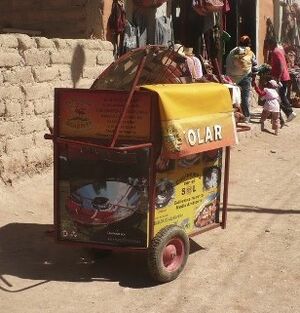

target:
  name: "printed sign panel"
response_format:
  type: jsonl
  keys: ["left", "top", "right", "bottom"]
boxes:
{"left": 56, "top": 89, "right": 151, "bottom": 141}
{"left": 154, "top": 149, "right": 222, "bottom": 236}
{"left": 56, "top": 142, "right": 150, "bottom": 247}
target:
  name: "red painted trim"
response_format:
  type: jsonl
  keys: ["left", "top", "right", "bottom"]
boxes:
{"left": 54, "top": 89, "right": 60, "bottom": 241}
{"left": 222, "top": 146, "right": 230, "bottom": 229}
{"left": 148, "top": 94, "right": 161, "bottom": 243}
{"left": 55, "top": 137, "right": 152, "bottom": 151}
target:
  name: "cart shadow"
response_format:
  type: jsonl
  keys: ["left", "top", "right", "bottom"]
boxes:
{"left": 189, "top": 239, "right": 206, "bottom": 254}
{"left": 0, "top": 223, "right": 205, "bottom": 291}
{"left": 228, "top": 203, "right": 300, "bottom": 214}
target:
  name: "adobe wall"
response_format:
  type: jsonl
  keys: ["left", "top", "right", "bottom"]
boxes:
{"left": 0, "top": 34, "right": 114, "bottom": 185}
{"left": 0, "top": 0, "right": 107, "bottom": 39}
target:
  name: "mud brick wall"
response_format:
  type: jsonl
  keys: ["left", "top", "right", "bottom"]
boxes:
{"left": 0, "top": 0, "right": 107, "bottom": 39}
{"left": 0, "top": 34, "right": 114, "bottom": 185}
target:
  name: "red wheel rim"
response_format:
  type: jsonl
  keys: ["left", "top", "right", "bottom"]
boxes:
{"left": 162, "top": 237, "right": 185, "bottom": 272}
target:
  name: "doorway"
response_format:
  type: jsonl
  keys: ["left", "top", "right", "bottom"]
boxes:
{"left": 237, "top": 0, "right": 257, "bottom": 53}
{"left": 225, "top": 0, "right": 257, "bottom": 54}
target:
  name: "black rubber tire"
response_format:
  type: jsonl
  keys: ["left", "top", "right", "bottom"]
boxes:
{"left": 147, "top": 225, "right": 190, "bottom": 283}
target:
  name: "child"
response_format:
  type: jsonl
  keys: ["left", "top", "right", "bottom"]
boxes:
{"left": 253, "top": 79, "right": 281, "bottom": 135}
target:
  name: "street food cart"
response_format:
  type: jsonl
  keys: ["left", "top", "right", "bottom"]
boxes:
{"left": 46, "top": 46, "right": 237, "bottom": 283}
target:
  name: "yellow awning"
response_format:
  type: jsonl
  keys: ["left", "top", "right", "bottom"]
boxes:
{"left": 142, "top": 83, "right": 237, "bottom": 158}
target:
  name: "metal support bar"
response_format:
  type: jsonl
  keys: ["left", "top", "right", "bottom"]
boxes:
{"left": 55, "top": 137, "right": 152, "bottom": 151}
{"left": 110, "top": 51, "right": 148, "bottom": 147}
{"left": 222, "top": 146, "right": 231, "bottom": 229}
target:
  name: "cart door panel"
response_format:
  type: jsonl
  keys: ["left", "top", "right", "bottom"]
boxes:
{"left": 154, "top": 149, "right": 223, "bottom": 236}
{"left": 55, "top": 142, "right": 151, "bottom": 248}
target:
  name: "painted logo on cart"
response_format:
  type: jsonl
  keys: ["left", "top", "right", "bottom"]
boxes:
{"left": 185, "top": 125, "right": 223, "bottom": 147}
{"left": 65, "top": 102, "right": 92, "bottom": 130}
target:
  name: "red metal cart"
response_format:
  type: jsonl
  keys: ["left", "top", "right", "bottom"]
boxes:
{"left": 46, "top": 46, "right": 237, "bottom": 283}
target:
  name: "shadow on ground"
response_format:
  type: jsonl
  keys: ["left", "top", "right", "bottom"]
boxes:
{"left": 0, "top": 223, "right": 204, "bottom": 292}
{"left": 228, "top": 203, "right": 300, "bottom": 215}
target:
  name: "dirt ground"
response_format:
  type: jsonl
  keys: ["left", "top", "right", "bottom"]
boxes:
{"left": 0, "top": 109, "right": 299, "bottom": 313}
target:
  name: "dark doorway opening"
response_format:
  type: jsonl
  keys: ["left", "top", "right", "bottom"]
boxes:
{"left": 223, "top": 0, "right": 257, "bottom": 71}
{"left": 237, "top": 0, "right": 257, "bottom": 53}
{"left": 225, "top": 0, "right": 257, "bottom": 52}
{"left": 224, "top": 0, "right": 238, "bottom": 54}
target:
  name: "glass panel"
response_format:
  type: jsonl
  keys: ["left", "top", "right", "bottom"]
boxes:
{"left": 57, "top": 143, "right": 150, "bottom": 248}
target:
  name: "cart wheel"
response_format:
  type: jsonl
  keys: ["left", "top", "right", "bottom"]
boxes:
{"left": 148, "top": 225, "right": 190, "bottom": 283}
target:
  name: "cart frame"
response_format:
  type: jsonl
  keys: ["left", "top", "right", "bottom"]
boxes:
{"left": 45, "top": 46, "right": 234, "bottom": 282}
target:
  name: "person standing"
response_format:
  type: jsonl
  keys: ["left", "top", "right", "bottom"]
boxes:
{"left": 226, "top": 35, "right": 258, "bottom": 123}
{"left": 253, "top": 79, "right": 281, "bottom": 136}
{"left": 269, "top": 39, "right": 296, "bottom": 122}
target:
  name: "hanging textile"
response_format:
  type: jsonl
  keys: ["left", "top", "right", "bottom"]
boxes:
{"left": 120, "top": 21, "right": 139, "bottom": 55}
{"left": 108, "top": 0, "right": 126, "bottom": 35}
{"left": 223, "top": 0, "right": 230, "bottom": 13}
{"left": 133, "top": 0, "right": 168, "bottom": 8}
{"left": 192, "top": 0, "right": 224, "bottom": 16}
{"left": 222, "top": 0, "right": 230, "bottom": 30}
{"left": 281, "top": 2, "right": 300, "bottom": 46}
{"left": 155, "top": 16, "right": 173, "bottom": 45}
{"left": 263, "top": 18, "right": 276, "bottom": 63}
{"left": 108, "top": 0, "right": 127, "bottom": 57}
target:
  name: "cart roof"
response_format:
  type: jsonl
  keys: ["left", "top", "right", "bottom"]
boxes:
{"left": 142, "top": 83, "right": 237, "bottom": 158}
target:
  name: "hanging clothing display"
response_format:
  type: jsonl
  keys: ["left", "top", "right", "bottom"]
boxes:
{"left": 222, "top": 0, "right": 230, "bottom": 30}
{"left": 133, "top": 8, "right": 173, "bottom": 47}
{"left": 110, "top": 0, "right": 231, "bottom": 85}
{"left": 121, "top": 21, "right": 139, "bottom": 54}
{"left": 263, "top": 18, "right": 276, "bottom": 63}
{"left": 133, "top": 0, "right": 168, "bottom": 8}
{"left": 108, "top": 0, "right": 126, "bottom": 35}
{"left": 281, "top": 3, "right": 300, "bottom": 46}
{"left": 133, "top": 9, "right": 151, "bottom": 46}
{"left": 192, "top": 0, "right": 224, "bottom": 16}
{"left": 155, "top": 16, "right": 173, "bottom": 45}
{"left": 107, "top": 0, "right": 127, "bottom": 56}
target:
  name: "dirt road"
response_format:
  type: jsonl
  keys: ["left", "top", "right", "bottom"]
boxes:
{"left": 1, "top": 109, "right": 299, "bottom": 313}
